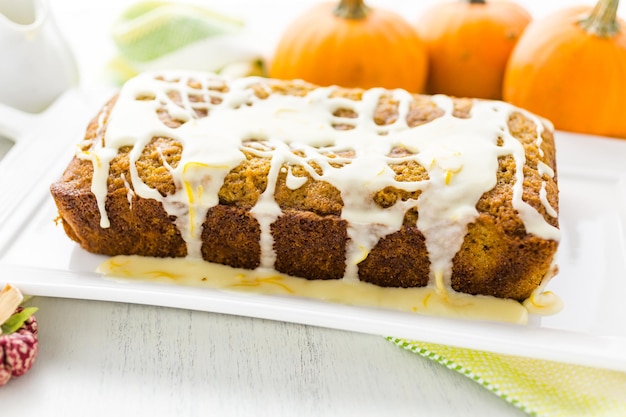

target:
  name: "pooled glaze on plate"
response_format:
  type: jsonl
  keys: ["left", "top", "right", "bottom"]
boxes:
{"left": 99, "top": 255, "right": 561, "bottom": 324}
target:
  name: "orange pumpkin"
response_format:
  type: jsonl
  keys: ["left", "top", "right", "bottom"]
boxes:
{"left": 269, "top": 0, "right": 428, "bottom": 92}
{"left": 415, "top": 0, "right": 531, "bottom": 100}
{"left": 503, "top": 0, "right": 626, "bottom": 139}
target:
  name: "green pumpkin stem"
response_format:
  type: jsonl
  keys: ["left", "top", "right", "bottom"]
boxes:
{"left": 579, "top": 0, "right": 621, "bottom": 38}
{"left": 334, "top": 0, "right": 370, "bottom": 20}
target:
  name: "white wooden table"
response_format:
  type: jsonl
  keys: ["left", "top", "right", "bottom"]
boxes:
{"left": 3, "top": 1, "right": 623, "bottom": 415}
{"left": 0, "top": 296, "right": 527, "bottom": 416}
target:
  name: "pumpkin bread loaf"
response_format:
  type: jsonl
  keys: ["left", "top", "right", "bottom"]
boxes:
{"left": 50, "top": 71, "right": 560, "bottom": 302}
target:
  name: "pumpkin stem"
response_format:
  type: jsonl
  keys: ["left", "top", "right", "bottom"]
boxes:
{"left": 334, "top": 0, "right": 370, "bottom": 20}
{"left": 467, "top": 0, "right": 487, "bottom": 4}
{"left": 579, "top": 0, "right": 621, "bottom": 38}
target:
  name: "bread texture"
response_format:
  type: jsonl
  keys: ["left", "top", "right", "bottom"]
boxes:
{"left": 50, "top": 71, "right": 560, "bottom": 301}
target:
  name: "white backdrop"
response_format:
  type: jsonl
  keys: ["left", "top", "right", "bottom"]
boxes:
{"left": 49, "top": 0, "right": 626, "bottom": 90}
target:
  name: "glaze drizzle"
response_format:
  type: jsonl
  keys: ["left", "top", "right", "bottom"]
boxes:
{"left": 79, "top": 71, "right": 560, "bottom": 295}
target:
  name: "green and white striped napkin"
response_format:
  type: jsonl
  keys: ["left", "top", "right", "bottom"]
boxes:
{"left": 108, "top": 1, "right": 265, "bottom": 84}
{"left": 388, "top": 338, "right": 626, "bottom": 417}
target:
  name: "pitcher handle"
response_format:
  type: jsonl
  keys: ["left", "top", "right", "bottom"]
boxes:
{"left": 0, "top": 102, "right": 35, "bottom": 143}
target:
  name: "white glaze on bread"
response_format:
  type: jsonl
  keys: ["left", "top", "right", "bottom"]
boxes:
{"left": 79, "top": 71, "right": 560, "bottom": 296}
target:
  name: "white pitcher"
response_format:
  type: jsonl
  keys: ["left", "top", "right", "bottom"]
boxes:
{"left": 0, "top": 0, "right": 78, "bottom": 113}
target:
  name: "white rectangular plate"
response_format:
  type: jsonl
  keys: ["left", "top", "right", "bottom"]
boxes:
{"left": 1, "top": 91, "right": 625, "bottom": 372}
